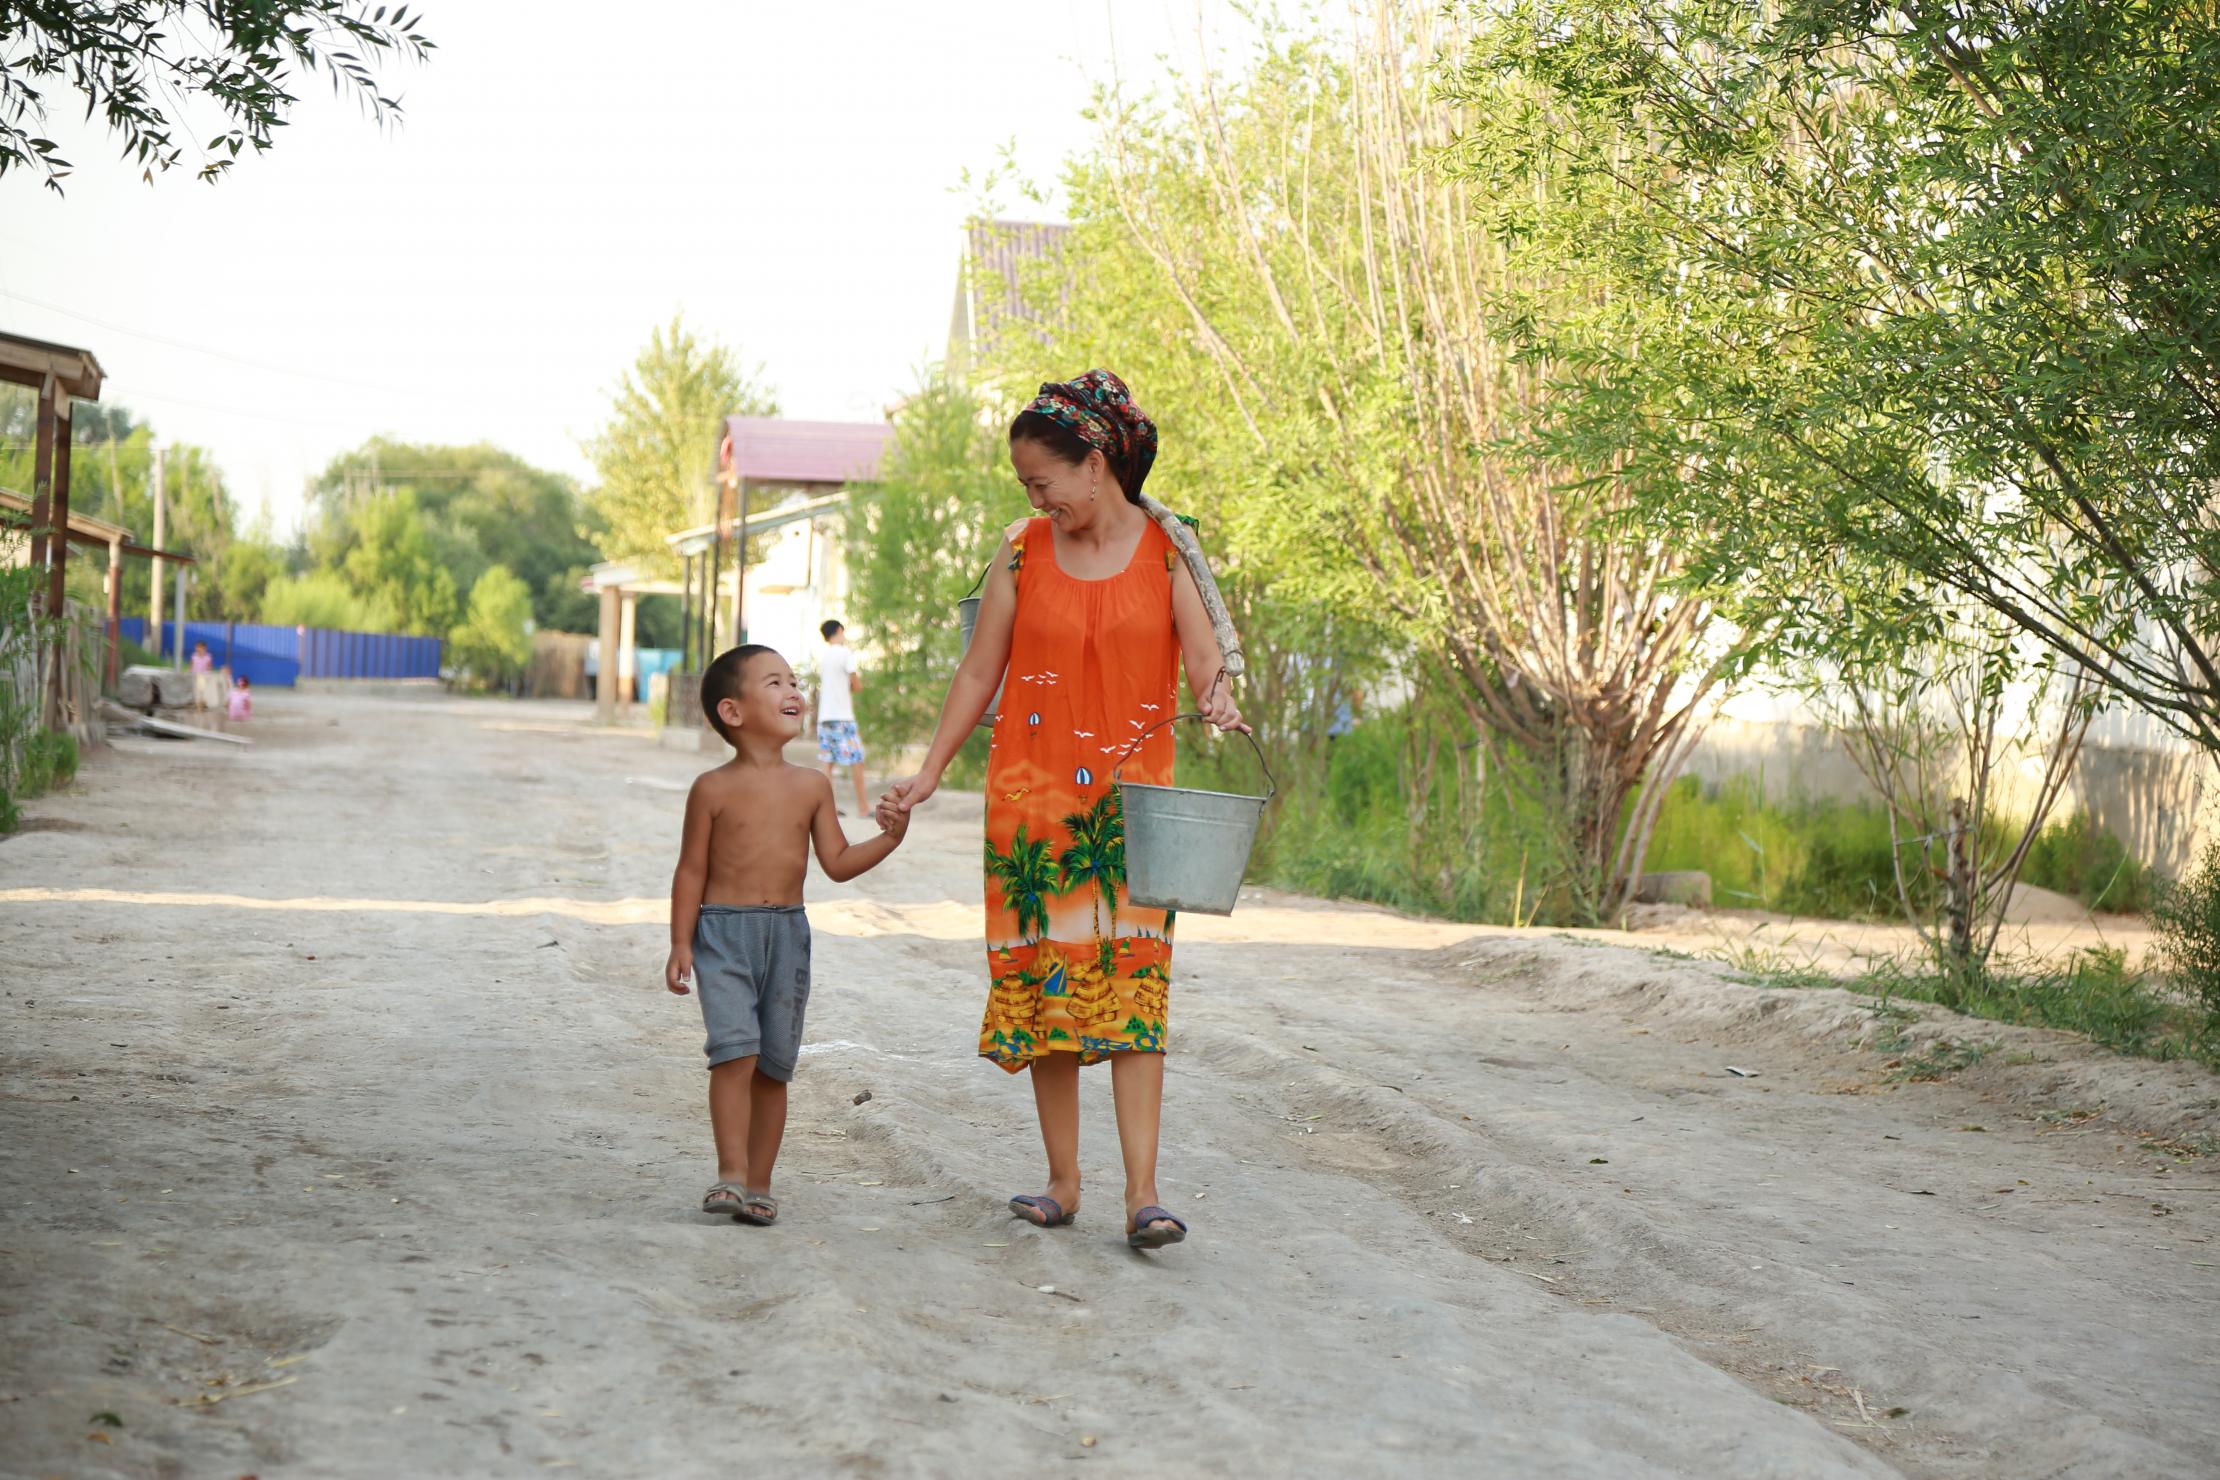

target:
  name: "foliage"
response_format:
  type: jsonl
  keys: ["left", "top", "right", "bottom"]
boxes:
{"left": 2021, "top": 810, "right": 2151, "bottom": 914}
{"left": 1647, "top": 778, "right": 2150, "bottom": 921}
{"left": 261, "top": 569, "right": 370, "bottom": 629}
{"left": 1464, "top": 0, "right": 2220, "bottom": 754}
{"left": 334, "top": 489, "right": 455, "bottom": 634}
{"left": 2153, "top": 837, "right": 2220, "bottom": 1028}
{"left": 1062, "top": 4, "right": 1733, "bottom": 920}
{"left": 1227, "top": 684, "right": 1580, "bottom": 925}
{"left": 447, "top": 564, "right": 534, "bottom": 691}
{"left": 1811, "top": 595, "right": 2095, "bottom": 971}
{"left": 845, "top": 366, "right": 1024, "bottom": 757}
{"left": 1856, "top": 948, "right": 2212, "bottom": 1069}
{"left": 0, "top": 562, "right": 85, "bottom": 832}
{"left": 586, "top": 317, "right": 777, "bottom": 579}
{"left": 305, "top": 438, "right": 602, "bottom": 632}
{"left": 1, "top": 1, "right": 433, "bottom": 192}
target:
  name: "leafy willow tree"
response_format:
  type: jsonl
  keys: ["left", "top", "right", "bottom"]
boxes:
{"left": 586, "top": 317, "right": 777, "bottom": 579}
{"left": 1, "top": 1, "right": 432, "bottom": 192}
{"left": 333, "top": 487, "right": 454, "bottom": 635}
{"left": 1067, "top": 4, "right": 1734, "bottom": 918}
{"left": 1464, "top": 0, "right": 2220, "bottom": 754}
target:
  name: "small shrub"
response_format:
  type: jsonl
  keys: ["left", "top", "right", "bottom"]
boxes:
{"left": 2017, "top": 809, "right": 2150, "bottom": 913}
{"left": 26, "top": 730, "right": 77, "bottom": 792}
{"left": 2153, "top": 838, "right": 2220, "bottom": 1029}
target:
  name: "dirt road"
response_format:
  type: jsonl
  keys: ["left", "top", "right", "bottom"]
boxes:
{"left": 4, "top": 693, "right": 2216, "bottom": 1478}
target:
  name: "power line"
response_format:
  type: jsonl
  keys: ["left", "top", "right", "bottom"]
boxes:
{"left": 0, "top": 287, "right": 451, "bottom": 403}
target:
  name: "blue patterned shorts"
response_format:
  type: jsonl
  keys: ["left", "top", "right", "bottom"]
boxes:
{"left": 818, "top": 719, "right": 865, "bottom": 767}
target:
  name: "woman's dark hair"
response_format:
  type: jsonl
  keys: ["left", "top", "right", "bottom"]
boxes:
{"left": 1009, "top": 410, "right": 1143, "bottom": 504}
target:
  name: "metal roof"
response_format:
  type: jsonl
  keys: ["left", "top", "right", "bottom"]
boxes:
{"left": 723, "top": 417, "right": 891, "bottom": 486}
{"left": 0, "top": 486, "right": 196, "bottom": 563}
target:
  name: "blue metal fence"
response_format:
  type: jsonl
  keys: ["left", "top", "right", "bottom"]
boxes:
{"left": 122, "top": 620, "right": 442, "bottom": 688}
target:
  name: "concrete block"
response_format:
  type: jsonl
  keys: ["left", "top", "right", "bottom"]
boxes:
{"left": 117, "top": 665, "right": 195, "bottom": 709}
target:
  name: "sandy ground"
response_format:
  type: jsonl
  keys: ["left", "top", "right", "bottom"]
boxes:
{"left": 3, "top": 691, "right": 2217, "bottom": 1479}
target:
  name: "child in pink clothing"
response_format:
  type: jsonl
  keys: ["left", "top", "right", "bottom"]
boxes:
{"left": 227, "top": 676, "right": 252, "bottom": 722}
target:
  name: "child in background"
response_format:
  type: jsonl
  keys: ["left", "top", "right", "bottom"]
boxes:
{"left": 665, "top": 644, "right": 906, "bottom": 1225}
{"left": 227, "top": 675, "right": 251, "bottom": 723}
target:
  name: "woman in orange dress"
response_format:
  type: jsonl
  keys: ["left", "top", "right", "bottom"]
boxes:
{"left": 879, "top": 370, "right": 1244, "bottom": 1249}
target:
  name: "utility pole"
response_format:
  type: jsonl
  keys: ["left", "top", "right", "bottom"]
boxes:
{"left": 149, "top": 444, "right": 167, "bottom": 656}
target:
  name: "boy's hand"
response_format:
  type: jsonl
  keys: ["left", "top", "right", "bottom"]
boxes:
{"left": 881, "top": 803, "right": 910, "bottom": 842}
{"left": 665, "top": 948, "right": 694, "bottom": 995}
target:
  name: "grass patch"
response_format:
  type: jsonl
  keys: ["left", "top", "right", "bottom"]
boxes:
{"left": 1, "top": 729, "right": 79, "bottom": 834}
{"left": 1854, "top": 947, "right": 2216, "bottom": 1070}
{"left": 1645, "top": 778, "right": 2154, "bottom": 919}
{"left": 1885, "top": 1038, "right": 1994, "bottom": 1082}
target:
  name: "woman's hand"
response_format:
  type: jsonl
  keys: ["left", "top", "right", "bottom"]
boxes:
{"left": 878, "top": 772, "right": 939, "bottom": 827}
{"left": 1198, "top": 681, "right": 1248, "bottom": 734}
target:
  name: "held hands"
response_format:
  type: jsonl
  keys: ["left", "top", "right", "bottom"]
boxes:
{"left": 665, "top": 948, "right": 694, "bottom": 996}
{"left": 875, "top": 773, "right": 937, "bottom": 832}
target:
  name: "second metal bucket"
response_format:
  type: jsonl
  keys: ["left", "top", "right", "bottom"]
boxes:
{"left": 1116, "top": 718, "right": 1276, "bottom": 916}
{"left": 956, "top": 594, "right": 1004, "bottom": 727}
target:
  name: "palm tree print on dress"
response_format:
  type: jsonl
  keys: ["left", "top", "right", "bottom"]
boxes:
{"left": 1057, "top": 791, "right": 1126, "bottom": 943}
{"left": 985, "top": 826, "right": 1063, "bottom": 943}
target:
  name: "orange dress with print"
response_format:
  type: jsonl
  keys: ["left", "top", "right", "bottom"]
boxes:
{"left": 979, "top": 515, "right": 1179, "bottom": 1072}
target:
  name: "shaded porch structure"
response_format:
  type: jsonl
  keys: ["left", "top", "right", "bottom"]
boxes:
{"left": 586, "top": 417, "right": 889, "bottom": 734}
{"left": 1, "top": 330, "right": 197, "bottom": 729}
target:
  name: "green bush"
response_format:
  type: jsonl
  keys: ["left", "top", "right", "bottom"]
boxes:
{"left": 2018, "top": 809, "right": 2151, "bottom": 913}
{"left": 1644, "top": 776, "right": 1906, "bottom": 918}
{"left": 0, "top": 728, "right": 79, "bottom": 835}
{"left": 2153, "top": 837, "right": 2220, "bottom": 1030}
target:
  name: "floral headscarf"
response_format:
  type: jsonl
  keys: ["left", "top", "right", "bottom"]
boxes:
{"left": 1020, "top": 369, "right": 1158, "bottom": 497}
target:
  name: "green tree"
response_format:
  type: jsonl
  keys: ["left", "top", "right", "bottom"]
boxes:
{"left": 985, "top": 827, "right": 1063, "bottom": 943}
{"left": 2, "top": 2, "right": 433, "bottom": 192}
{"left": 586, "top": 317, "right": 777, "bottom": 577}
{"left": 262, "top": 569, "right": 368, "bottom": 629}
{"left": 448, "top": 564, "right": 534, "bottom": 691}
{"left": 212, "top": 531, "right": 286, "bottom": 622}
{"left": 1044, "top": 6, "right": 1733, "bottom": 919}
{"left": 339, "top": 489, "right": 456, "bottom": 635}
{"left": 306, "top": 438, "right": 601, "bottom": 631}
{"left": 1465, "top": 0, "right": 2220, "bottom": 754}
{"left": 845, "top": 366, "right": 1022, "bottom": 755}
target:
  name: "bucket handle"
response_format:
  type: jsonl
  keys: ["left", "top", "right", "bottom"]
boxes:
{"left": 1110, "top": 710, "right": 1277, "bottom": 803}
{"left": 959, "top": 562, "right": 989, "bottom": 600}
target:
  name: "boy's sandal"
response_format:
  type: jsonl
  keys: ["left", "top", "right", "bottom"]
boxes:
{"left": 702, "top": 1182, "right": 748, "bottom": 1217}
{"left": 1008, "top": 1194, "right": 1075, "bottom": 1228}
{"left": 1126, "top": 1206, "right": 1188, "bottom": 1249}
{"left": 738, "top": 1191, "right": 778, "bottom": 1226}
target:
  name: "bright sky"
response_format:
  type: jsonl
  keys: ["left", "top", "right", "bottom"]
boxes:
{"left": 0, "top": 1, "right": 1237, "bottom": 535}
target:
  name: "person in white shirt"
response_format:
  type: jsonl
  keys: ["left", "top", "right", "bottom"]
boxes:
{"left": 815, "top": 620, "right": 869, "bottom": 815}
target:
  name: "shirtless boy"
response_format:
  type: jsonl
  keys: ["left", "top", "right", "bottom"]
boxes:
{"left": 665, "top": 644, "right": 906, "bottom": 1224}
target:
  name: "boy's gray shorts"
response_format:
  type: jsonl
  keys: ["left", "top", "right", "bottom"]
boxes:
{"left": 692, "top": 905, "right": 811, "bottom": 1080}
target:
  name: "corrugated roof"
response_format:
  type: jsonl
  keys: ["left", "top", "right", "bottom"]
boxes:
{"left": 951, "top": 219, "right": 1071, "bottom": 365}
{"left": 723, "top": 417, "right": 892, "bottom": 486}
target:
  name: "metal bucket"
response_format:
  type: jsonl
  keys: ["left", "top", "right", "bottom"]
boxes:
{"left": 956, "top": 594, "right": 1004, "bottom": 727}
{"left": 1116, "top": 718, "right": 1276, "bottom": 916}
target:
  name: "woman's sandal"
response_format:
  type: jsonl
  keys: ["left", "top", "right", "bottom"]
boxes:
{"left": 701, "top": 1182, "right": 748, "bottom": 1217}
{"left": 1008, "top": 1194, "right": 1076, "bottom": 1228}
{"left": 1126, "top": 1206, "right": 1188, "bottom": 1249}
{"left": 738, "top": 1191, "right": 778, "bottom": 1226}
